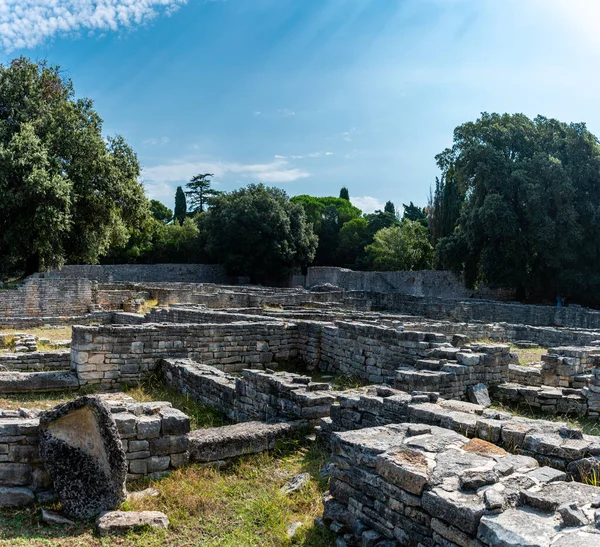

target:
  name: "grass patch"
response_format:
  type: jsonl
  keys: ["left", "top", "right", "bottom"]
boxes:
{"left": 123, "top": 373, "right": 230, "bottom": 430}
{"left": 0, "top": 327, "right": 72, "bottom": 342}
{"left": 140, "top": 298, "right": 159, "bottom": 315}
{"left": 0, "top": 440, "right": 335, "bottom": 547}
{"left": 509, "top": 345, "right": 546, "bottom": 365}
{"left": 0, "top": 385, "right": 100, "bottom": 411}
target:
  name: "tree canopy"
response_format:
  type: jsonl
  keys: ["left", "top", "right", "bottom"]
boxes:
{"left": 290, "top": 195, "right": 362, "bottom": 266}
{"left": 435, "top": 112, "right": 600, "bottom": 303}
{"left": 0, "top": 57, "right": 146, "bottom": 275}
{"left": 366, "top": 220, "right": 433, "bottom": 271}
{"left": 204, "top": 184, "right": 317, "bottom": 283}
{"left": 186, "top": 173, "right": 219, "bottom": 213}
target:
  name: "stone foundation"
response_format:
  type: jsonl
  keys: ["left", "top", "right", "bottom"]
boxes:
{"left": 324, "top": 423, "right": 600, "bottom": 546}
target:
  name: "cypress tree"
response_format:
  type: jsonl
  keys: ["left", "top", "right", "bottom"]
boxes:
{"left": 174, "top": 186, "right": 187, "bottom": 225}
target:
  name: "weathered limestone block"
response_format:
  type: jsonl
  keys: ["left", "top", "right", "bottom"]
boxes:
{"left": 96, "top": 510, "right": 169, "bottom": 536}
{"left": 39, "top": 396, "right": 127, "bottom": 519}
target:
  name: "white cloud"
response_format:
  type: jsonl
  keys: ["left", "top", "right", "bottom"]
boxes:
{"left": 143, "top": 136, "right": 169, "bottom": 145}
{"left": 275, "top": 152, "right": 333, "bottom": 160}
{"left": 277, "top": 108, "right": 295, "bottom": 117}
{"left": 351, "top": 195, "right": 385, "bottom": 214}
{"left": 142, "top": 158, "right": 310, "bottom": 187}
{"left": 0, "top": 0, "right": 188, "bottom": 52}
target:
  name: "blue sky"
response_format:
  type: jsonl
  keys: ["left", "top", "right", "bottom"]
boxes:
{"left": 1, "top": 0, "right": 599, "bottom": 213}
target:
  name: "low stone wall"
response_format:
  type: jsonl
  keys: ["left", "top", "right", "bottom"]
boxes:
{"left": 161, "top": 359, "right": 335, "bottom": 423}
{"left": 72, "top": 322, "right": 298, "bottom": 388}
{"left": 71, "top": 319, "right": 510, "bottom": 398}
{"left": 0, "top": 351, "right": 70, "bottom": 371}
{"left": 491, "top": 383, "right": 588, "bottom": 416}
{"left": 146, "top": 307, "right": 279, "bottom": 325}
{"left": 45, "top": 264, "right": 229, "bottom": 284}
{"left": 0, "top": 397, "right": 190, "bottom": 507}
{"left": 0, "top": 279, "right": 94, "bottom": 320}
{"left": 395, "top": 343, "right": 510, "bottom": 400}
{"left": 306, "top": 267, "right": 472, "bottom": 298}
{"left": 321, "top": 387, "right": 599, "bottom": 474}
{"left": 324, "top": 422, "right": 600, "bottom": 546}
{"left": 360, "top": 292, "right": 600, "bottom": 329}
{"left": 508, "top": 363, "right": 543, "bottom": 386}
{"left": 541, "top": 346, "right": 599, "bottom": 387}
{"left": 404, "top": 318, "right": 600, "bottom": 348}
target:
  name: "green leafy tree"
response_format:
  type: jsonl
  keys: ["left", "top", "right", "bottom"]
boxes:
{"left": 0, "top": 57, "right": 146, "bottom": 275}
{"left": 337, "top": 217, "right": 371, "bottom": 268}
{"left": 366, "top": 220, "right": 434, "bottom": 271}
{"left": 204, "top": 184, "right": 317, "bottom": 282}
{"left": 436, "top": 112, "right": 600, "bottom": 302}
{"left": 339, "top": 187, "right": 350, "bottom": 201}
{"left": 291, "top": 195, "right": 361, "bottom": 266}
{"left": 186, "top": 173, "right": 220, "bottom": 213}
{"left": 384, "top": 201, "right": 396, "bottom": 215}
{"left": 149, "top": 200, "right": 173, "bottom": 224}
{"left": 174, "top": 186, "right": 187, "bottom": 225}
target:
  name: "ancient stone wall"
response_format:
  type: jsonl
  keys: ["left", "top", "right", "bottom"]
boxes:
{"left": 305, "top": 267, "right": 472, "bottom": 298}
{"left": 0, "top": 279, "right": 94, "bottom": 320}
{"left": 363, "top": 292, "right": 600, "bottom": 329}
{"left": 72, "top": 320, "right": 510, "bottom": 398}
{"left": 0, "top": 399, "right": 189, "bottom": 506}
{"left": 324, "top": 422, "right": 600, "bottom": 546}
{"left": 161, "top": 359, "right": 335, "bottom": 423}
{"left": 321, "top": 387, "right": 599, "bottom": 474}
{"left": 44, "top": 264, "right": 229, "bottom": 284}
{"left": 0, "top": 351, "right": 70, "bottom": 372}
{"left": 72, "top": 322, "right": 299, "bottom": 387}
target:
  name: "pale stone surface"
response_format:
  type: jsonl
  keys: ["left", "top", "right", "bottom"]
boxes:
{"left": 96, "top": 510, "right": 169, "bottom": 536}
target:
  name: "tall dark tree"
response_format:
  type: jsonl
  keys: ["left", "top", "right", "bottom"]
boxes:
{"left": 186, "top": 173, "right": 220, "bottom": 213}
{"left": 402, "top": 202, "right": 428, "bottom": 228}
{"left": 204, "top": 184, "right": 317, "bottom": 283}
{"left": 174, "top": 186, "right": 187, "bottom": 225}
{"left": 384, "top": 201, "right": 396, "bottom": 215}
{"left": 339, "top": 187, "right": 350, "bottom": 201}
{"left": 0, "top": 57, "right": 146, "bottom": 275}
{"left": 436, "top": 112, "right": 600, "bottom": 303}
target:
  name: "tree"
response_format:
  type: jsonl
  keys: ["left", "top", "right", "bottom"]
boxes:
{"left": 337, "top": 217, "right": 371, "bottom": 268}
{"left": 291, "top": 195, "right": 362, "bottom": 266}
{"left": 204, "top": 184, "right": 317, "bottom": 282}
{"left": 384, "top": 201, "right": 396, "bottom": 215}
{"left": 149, "top": 200, "right": 172, "bottom": 224}
{"left": 0, "top": 57, "right": 146, "bottom": 275}
{"left": 366, "top": 220, "right": 434, "bottom": 271}
{"left": 402, "top": 202, "right": 428, "bottom": 228}
{"left": 174, "top": 186, "right": 187, "bottom": 225}
{"left": 339, "top": 187, "right": 350, "bottom": 201}
{"left": 435, "top": 112, "right": 600, "bottom": 303}
{"left": 186, "top": 173, "right": 219, "bottom": 213}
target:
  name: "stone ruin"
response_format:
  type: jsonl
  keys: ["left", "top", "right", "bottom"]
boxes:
{"left": 3, "top": 266, "right": 600, "bottom": 542}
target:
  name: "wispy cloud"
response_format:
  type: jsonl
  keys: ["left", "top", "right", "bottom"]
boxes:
{"left": 0, "top": 0, "right": 188, "bottom": 52}
{"left": 351, "top": 195, "right": 385, "bottom": 214}
{"left": 143, "top": 136, "right": 170, "bottom": 146}
{"left": 276, "top": 151, "right": 334, "bottom": 160}
{"left": 143, "top": 158, "right": 310, "bottom": 186}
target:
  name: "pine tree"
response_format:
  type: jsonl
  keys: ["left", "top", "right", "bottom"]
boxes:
{"left": 186, "top": 173, "right": 220, "bottom": 213}
{"left": 384, "top": 201, "right": 395, "bottom": 215}
{"left": 339, "top": 187, "right": 350, "bottom": 201}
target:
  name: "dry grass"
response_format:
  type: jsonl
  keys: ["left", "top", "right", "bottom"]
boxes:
{"left": 0, "top": 440, "right": 335, "bottom": 547}
{"left": 0, "top": 327, "right": 72, "bottom": 353}
{"left": 509, "top": 345, "right": 546, "bottom": 365}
